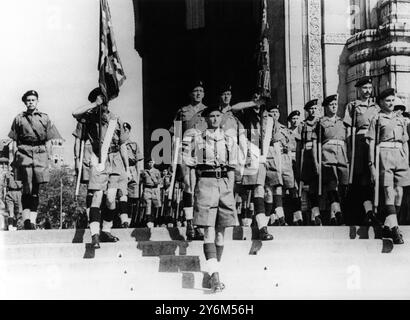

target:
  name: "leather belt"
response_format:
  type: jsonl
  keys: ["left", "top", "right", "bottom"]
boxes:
{"left": 8, "top": 188, "right": 22, "bottom": 191}
{"left": 379, "top": 142, "right": 403, "bottom": 149}
{"left": 198, "top": 170, "right": 228, "bottom": 179}
{"left": 19, "top": 141, "right": 45, "bottom": 146}
{"left": 144, "top": 185, "right": 158, "bottom": 189}
{"left": 325, "top": 140, "right": 345, "bottom": 146}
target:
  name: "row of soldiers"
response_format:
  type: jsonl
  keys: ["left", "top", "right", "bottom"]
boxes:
{"left": 173, "top": 77, "right": 409, "bottom": 246}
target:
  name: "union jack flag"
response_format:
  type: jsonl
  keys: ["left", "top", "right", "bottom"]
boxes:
{"left": 99, "top": 0, "right": 126, "bottom": 101}
{"left": 257, "top": 0, "right": 271, "bottom": 98}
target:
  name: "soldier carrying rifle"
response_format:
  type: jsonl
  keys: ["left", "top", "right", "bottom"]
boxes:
{"left": 366, "top": 88, "right": 410, "bottom": 244}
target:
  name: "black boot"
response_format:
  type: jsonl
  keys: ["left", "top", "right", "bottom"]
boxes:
{"left": 391, "top": 226, "right": 404, "bottom": 245}
{"left": 194, "top": 227, "right": 204, "bottom": 240}
{"left": 121, "top": 222, "right": 129, "bottom": 228}
{"left": 23, "top": 219, "right": 32, "bottom": 230}
{"left": 313, "top": 216, "right": 322, "bottom": 226}
{"left": 259, "top": 226, "right": 274, "bottom": 241}
{"left": 209, "top": 272, "right": 225, "bottom": 293}
{"left": 91, "top": 234, "right": 101, "bottom": 249}
{"left": 100, "top": 231, "right": 119, "bottom": 242}
{"left": 278, "top": 217, "right": 287, "bottom": 226}
{"left": 382, "top": 226, "right": 392, "bottom": 239}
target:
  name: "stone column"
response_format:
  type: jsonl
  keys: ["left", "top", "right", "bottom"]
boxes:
{"left": 347, "top": 0, "right": 410, "bottom": 106}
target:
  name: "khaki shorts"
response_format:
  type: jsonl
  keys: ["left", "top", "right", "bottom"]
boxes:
{"left": 379, "top": 147, "right": 410, "bottom": 187}
{"left": 322, "top": 143, "right": 349, "bottom": 188}
{"left": 80, "top": 143, "right": 93, "bottom": 184}
{"left": 15, "top": 145, "right": 50, "bottom": 193}
{"left": 193, "top": 177, "right": 237, "bottom": 228}
{"left": 88, "top": 152, "right": 126, "bottom": 191}
{"left": 266, "top": 153, "right": 295, "bottom": 189}
{"left": 143, "top": 187, "right": 161, "bottom": 207}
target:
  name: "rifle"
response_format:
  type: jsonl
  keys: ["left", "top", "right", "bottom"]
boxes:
{"left": 75, "top": 140, "right": 85, "bottom": 199}
{"left": 349, "top": 104, "right": 357, "bottom": 185}
{"left": 374, "top": 116, "right": 381, "bottom": 215}
{"left": 175, "top": 187, "right": 181, "bottom": 223}
{"left": 168, "top": 120, "right": 182, "bottom": 202}
{"left": 298, "top": 124, "right": 306, "bottom": 198}
{"left": 317, "top": 119, "right": 322, "bottom": 196}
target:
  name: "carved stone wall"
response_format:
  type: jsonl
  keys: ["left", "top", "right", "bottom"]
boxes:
{"left": 347, "top": 0, "right": 410, "bottom": 106}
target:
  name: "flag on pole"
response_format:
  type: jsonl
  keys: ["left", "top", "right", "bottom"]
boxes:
{"left": 256, "top": 0, "right": 271, "bottom": 98}
{"left": 99, "top": 0, "right": 126, "bottom": 101}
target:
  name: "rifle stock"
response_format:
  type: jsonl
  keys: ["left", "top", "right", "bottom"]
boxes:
{"left": 349, "top": 105, "right": 357, "bottom": 185}
{"left": 75, "top": 140, "right": 85, "bottom": 199}
{"left": 318, "top": 119, "right": 322, "bottom": 196}
{"left": 374, "top": 116, "right": 380, "bottom": 214}
{"left": 298, "top": 124, "right": 306, "bottom": 198}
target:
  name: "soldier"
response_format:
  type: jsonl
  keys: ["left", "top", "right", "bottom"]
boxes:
{"left": 73, "top": 117, "right": 94, "bottom": 225}
{"left": 265, "top": 105, "right": 302, "bottom": 226}
{"left": 315, "top": 95, "right": 349, "bottom": 225}
{"left": 344, "top": 77, "right": 380, "bottom": 225}
{"left": 141, "top": 159, "right": 162, "bottom": 227}
{"left": 72, "top": 87, "right": 130, "bottom": 248}
{"left": 8, "top": 90, "right": 62, "bottom": 230}
{"left": 295, "top": 99, "right": 321, "bottom": 225}
{"left": 4, "top": 170, "right": 22, "bottom": 231}
{"left": 232, "top": 94, "right": 274, "bottom": 240}
{"left": 120, "top": 122, "right": 143, "bottom": 228}
{"left": 366, "top": 88, "right": 410, "bottom": 244}
{"left": 183, "top": 105, "right": 238, "bottom": 293}
{"left": 159, "top": 167, "right": 173, "bottom": 227}
{"left": 172, "top": 80, "right": 207, "bottom": 240}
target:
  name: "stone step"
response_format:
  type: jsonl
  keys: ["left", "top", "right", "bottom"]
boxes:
{"left": 2, "top": 226, "right": 407, "bottom": 245}
{"left": 3, "top": 239, "right": 409, "bottom": 261}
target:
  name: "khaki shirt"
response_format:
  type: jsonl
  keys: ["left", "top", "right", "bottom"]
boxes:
{"left": 141, "top": 168, "right": 161, "bottom": 187}
{"left": 344, "top": 99, "right": 380, "bottom": 131}
{"left": 182, "top": 128, "right": 238, "bottom": 169}
{"left": 8, "top": 110, "right": 61, "bottom": 145}
{"left": 366, "top": 112, "right": 409, "bottom": 143}
{"left": 313, "top": 116, "right": 348, "bottom": 143}
{"left": 171, "top": 103, "right": 208, "bottom": 134}
{"left": 82, "top": 109, "right": 128, "bottom": 155}
{"left": 294, "top": 118, "right": 319, "bottom": 143}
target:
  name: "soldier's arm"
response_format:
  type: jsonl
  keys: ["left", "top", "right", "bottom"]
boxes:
{"left": 366, "top": 118, "right": 376, "bottom": 164}
{"left": 72, "top": 96, "right": 103, "bottom": 119}
{"left": 120, "top": 143, "right": 130, "bottom": 174}
{"left": 230, "top": 100, "right": 264, "bottom": 112}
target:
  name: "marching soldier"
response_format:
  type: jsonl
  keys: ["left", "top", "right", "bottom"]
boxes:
{"left": 183, "top": 105, "right": 238, "bottom": 293}
{"left": 295, "top": 99, "right": 321, "bottom": 225}
{"left": 265, "top": 106, "right": 302, "bottom": 226}
{"left": 120, "top": 122, "right": 143, "bottom": 228}
{"left": 315, "top": 95, "right": 349, "bottom": 225}
{"left": 4, "top": 170, "right": 22, "bottom": 231}
{"left": 172, "top": 80, "right": 207, "bottom": 240}
{"left": 72, "top": 88, "right": 130, "bottom": 248}
{"left": 8, "top": 90, "right": 62, "bottom": 230}
{"left": 366, "top": 88, "right": 410, "bottom": 244}
{"left": 232, "top": 94, "right": 274, "bottom": 240}
{"left": 141, "top": 159, "right": 162, "bottom": 228}
{"left": 344, "top": 77, "right": 380, "bottom": 225}
{"left": 159, "top": 167, "right": 173, "bottom": 227}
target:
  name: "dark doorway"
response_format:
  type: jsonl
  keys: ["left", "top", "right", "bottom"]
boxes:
{"left": 133, "top": 0, "right": 286, "bottom": 159}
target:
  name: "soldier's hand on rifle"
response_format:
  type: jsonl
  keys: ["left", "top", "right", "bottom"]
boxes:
{"left": 370, "top": 165, "right": 377, "bottom": 185}
{"left": 96, "top": 95, "right": 104, "bottom": 106}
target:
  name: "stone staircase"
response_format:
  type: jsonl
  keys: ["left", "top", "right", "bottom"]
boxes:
{"left": 1, "top": 227, "right": 410, "bottom": 299}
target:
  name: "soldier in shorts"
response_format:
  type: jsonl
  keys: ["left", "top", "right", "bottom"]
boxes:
{"left": 344, "top": 77, "right": 380, "bottom": 225}
{"left": 4, "top": 170, "right": 22, "bottom": 231}
{"left": 141, "top": 159, "right": 162, "bottom": 227}
{"left": 73, "top": 118, "right": 94, "bottom": 224}
{"left": 118, "top": 122, "right": 143, "bottom": 228}
{"left": 172, "top": 80, "right": 208, "bottom": 240}
{"left": 183, "top": 105, "right": 238, "bottom": 293}
{"left": 315, "top": 95, "right": 349, "bottom": 225}
{"left": 8, "top": 90, "right": 62, "bottom": 230}
{"left": 72, "top": 88, "right": 130, "bottom": 248}
{"left": 265, "top": 106, "right": 301, "bottom": 226}
{"left": 367, "top": 88, "right": 410, "bottom": 244}
{"left": 295, "top": 99, "right": 321, "bottom": 225}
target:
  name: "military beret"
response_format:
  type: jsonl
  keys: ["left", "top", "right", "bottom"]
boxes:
{"left": 403, "top": 112, "right": 410, "bottom": 118}
{"left": 287, "top": 110, "right": 300, "bottom": 122}
{"left": 394, "top": 104, "right": 406, "bottom": 112}
{"left": 202, "top": 105, "right": 222, "bottom": 117}
{"left": 21, "top": 90, "right": 38, "bottom": 102}
{"left": 189, "top": 80, "right": 205, "bottom": 91}
{"left": 355, "top": 76, "right": 372, "bottom": 88}
{"left": 323, "top": 94, "right": 338, "bottom": 106}
{"left": 270, "top": 104, "right": 280, "bottom": 110}
{"left": 378, "top": 88, "right": 396, "bottom": 101}
{"left": 88, "top": 87, "right": 103, "bottom": 103}
{"left": 304, "top": 99, "right": 318, "bottom": 110}
{"left": 217, "top": 83, "right": 232, "bottom": 94}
